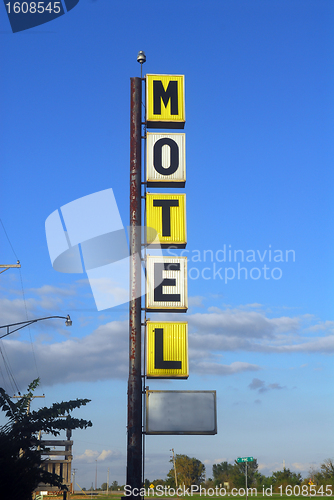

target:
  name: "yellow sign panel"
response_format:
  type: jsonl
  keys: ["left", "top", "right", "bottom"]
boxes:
{"left": 146, "top": 74, "right": 185, "bottom": 129}
{"left": 146, "top": 322, "right": 188, "bottom": 379}
{"left": 146, "top": 193, "right": 186, "bottom": 248}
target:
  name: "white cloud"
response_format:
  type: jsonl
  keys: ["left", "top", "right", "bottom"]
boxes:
{"left": 189, "top": 309, "right": 299, "bottom": 339}
{"left": 237, "top": 303, "right": 263, "bottom": 309}
{"left": 307, "top": 321, "right": 334, "bottom": 332}
{"left": 74, "top": 449, "right": 121, "bottom": 463}
{"left": 2, "top": 320, "right": 129, "bottom": 388}
{"left": 75, "top": 449, "right": 99, "bottom": 461}
{"left": 267, "top": 336, "right": 334, "bottom": 353}
{"left": 191, "top": 361, "right": 260, "bottom": 376}
{"left": 187, "top": 308, "right": 334, "bottom": 354}
{"left": 213, "top": 457, "right": 228, "bottom": 464}
{"left": 291, "top": 462, "right": 312, "bottom": 472}
{"left": 1, "top": 293, "right": 333, "bottom": 388}
{"left": 0, "top": 282, "right": 81, "bottom": 327}
{"left": 188, "top": 296, "right": 206, "bottom": 308}
{"left": 98, "top": 450, "right": 119, "bottom": 461}
{"left": 29, "top": 285, "right": 76, "bottom": 297}
{"left": 0, "top": 298, "right": 40, "bottom": 325}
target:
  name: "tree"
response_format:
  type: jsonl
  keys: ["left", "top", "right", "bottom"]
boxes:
{"left": 111, "top": 480, "right": 119, "bottom": 490}
{"left": 152, "top": 479, "right": 166, "bottom": 487}
{"left": 229, "top": 459, "right": 259, "bottom": 489}
{"left": 310, "top": 459, "right": 334, "bottom": 487}
{"left": 320, "top": 459, "right": 334, "bottom": 482}
{"left": 166, "top": 454, "right": 205, "bottom": 489}
{"left": 270, "top": 468, "right": 302, "bottom": 492}
{"left": 0, "top": 378, "right": 92, "bottom": 500}
{"left": 212, "top": 461, "right": 234, "bottom": 486}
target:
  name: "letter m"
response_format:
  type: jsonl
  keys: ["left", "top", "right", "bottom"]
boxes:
{"left": 153, "top": 80, "right": 178, "bottom": 115}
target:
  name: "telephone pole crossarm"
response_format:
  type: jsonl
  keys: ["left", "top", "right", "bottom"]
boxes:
{"left": 0, "top": 261, "right": 21, "bottom": 275}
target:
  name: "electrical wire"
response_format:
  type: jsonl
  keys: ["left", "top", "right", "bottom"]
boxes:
{"left": 0, "top": 219, "right": 19, "bottom": 261}
{"left": 0, "top": 219, "right": 22, "bottom": 393}
{"left": 0, "top": 218, "right": 40, "bottom": 393}
{"left": 0, "top": 342, "right": 20, "bottom": 394}
{"left": 18, "top": 267, "right": 41, "bottom": 387}
{"left": 0, "top": 351, "right": 9, "bottom": 393}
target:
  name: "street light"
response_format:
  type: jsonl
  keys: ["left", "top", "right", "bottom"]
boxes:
{"left": 0, "top": 315, "right": 72, "bottom": 340}
{"left": 137, "top": 50, "right": 146, "bottom": 78}
{"left": 137, "top": 50, "right": 146, "bottom": 65}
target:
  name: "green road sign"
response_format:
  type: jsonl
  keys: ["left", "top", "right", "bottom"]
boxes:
{"left": 237, "top": 457, "right": 254, "bottom": 463}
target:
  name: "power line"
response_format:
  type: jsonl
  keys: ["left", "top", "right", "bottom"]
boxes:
{"left": 0, "top": 219, "right": 19, "bottom": 261}
{"left": 0, "top": 219, "right": 41, "bottom": 388}
{"left": 18, "top": 267, "right": 41, "bottom": 387}
{"left": 0, "top": 342, "right": 20, "bottom": 394}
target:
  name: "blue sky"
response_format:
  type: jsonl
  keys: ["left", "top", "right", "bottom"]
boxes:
{"left": 1, "top": 0, "right": 333, "bottom": 489}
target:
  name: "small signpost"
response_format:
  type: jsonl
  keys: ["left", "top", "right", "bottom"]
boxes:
{"left": 237, "top": 457, "right": 254, "bottom": 500}
{"left": 237, "top": 457, "right": 254, "bottom": 463}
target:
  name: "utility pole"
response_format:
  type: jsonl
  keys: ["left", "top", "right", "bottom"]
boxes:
{"left": 95, "top": 460, "right": 97, "bottom": 491}
{"left": 72, "top": 468, "right": 77, "bottom": 494}
{"left": 127, "top": 52, "right": 145, "bottom": 499}
{"left": 107, "top": 467, "right": 109, "bottom": 495}
{"left": 171, "top": 449, "right": 178, "bottom": 488}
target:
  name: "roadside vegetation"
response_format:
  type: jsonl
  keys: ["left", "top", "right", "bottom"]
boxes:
{"left": 76, "top": 455, "right": 334, "bottom": 497}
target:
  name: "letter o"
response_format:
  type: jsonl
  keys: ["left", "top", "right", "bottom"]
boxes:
{"left": 153, "top": 138, "right": 179, "bottom": 176}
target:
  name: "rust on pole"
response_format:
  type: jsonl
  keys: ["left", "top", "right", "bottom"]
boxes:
{"left": 127, "top": 76, "right": 142, "bottom": 497}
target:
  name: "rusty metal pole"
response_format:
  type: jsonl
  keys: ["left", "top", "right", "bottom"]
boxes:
{"left": 127, "top": 76, "right": 142, "bottom": 497}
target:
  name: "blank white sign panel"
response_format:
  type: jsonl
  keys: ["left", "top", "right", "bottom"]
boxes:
{"left": 146, "top": 390, "right": 217, "bottom": 435}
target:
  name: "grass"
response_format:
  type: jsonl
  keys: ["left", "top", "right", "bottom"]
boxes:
{"left": 43, "top": 495, "right": 334, "bottom": 500}
{"left": 43, "top": 493, "right": 334, "bottom": 500}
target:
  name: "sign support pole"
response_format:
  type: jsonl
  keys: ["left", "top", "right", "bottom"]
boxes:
{"left": 127, "top": 76, "right": 142, "bottom": 498}
{"left": 245, "top": 462, "right": 248, "bottom": 500}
